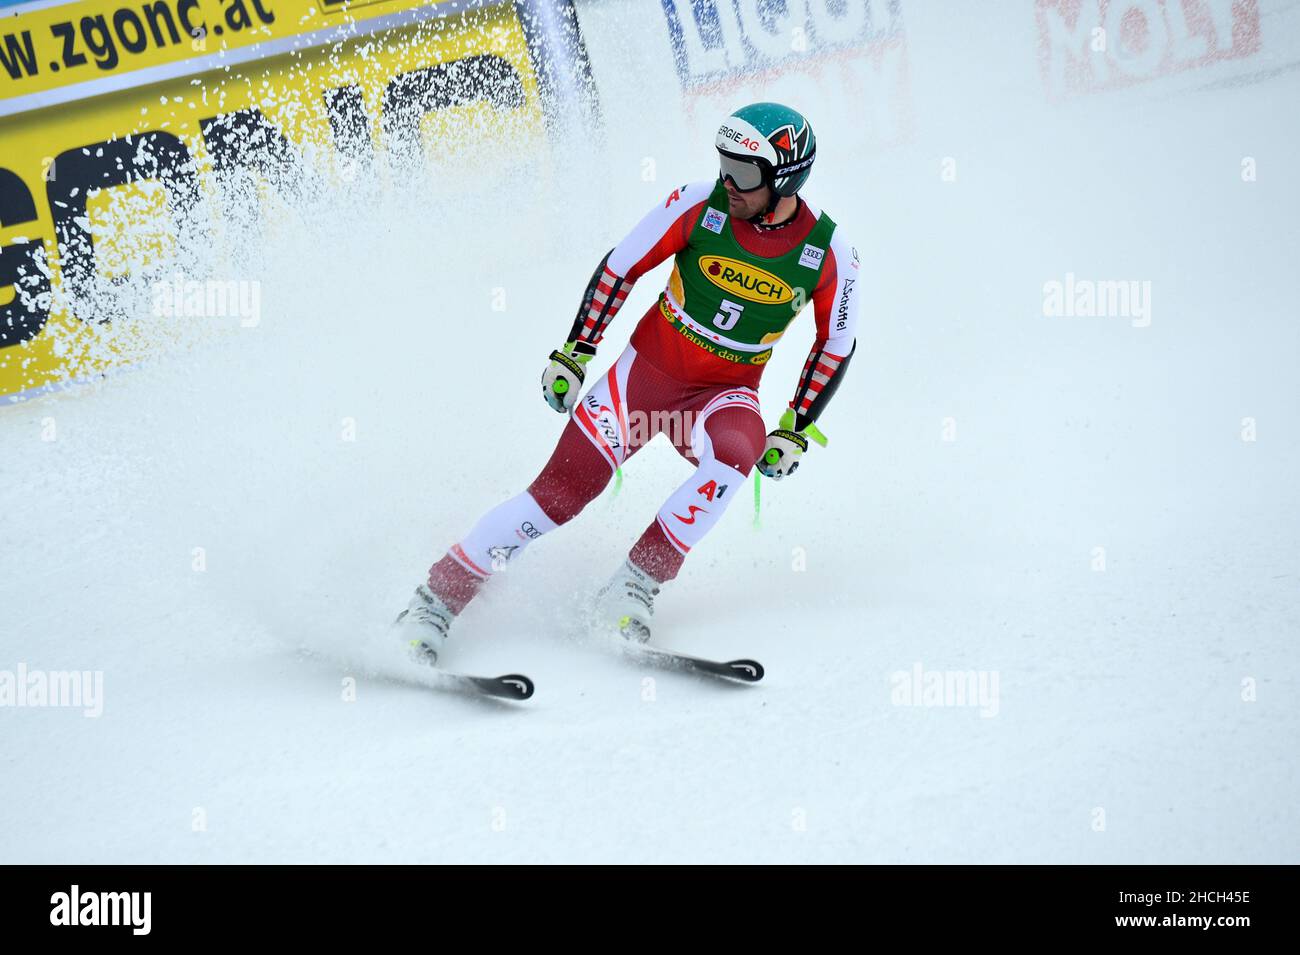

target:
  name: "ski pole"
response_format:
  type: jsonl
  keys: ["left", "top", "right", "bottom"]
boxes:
{"left": 755, "top": 413, "right": 829, "bottom": 528}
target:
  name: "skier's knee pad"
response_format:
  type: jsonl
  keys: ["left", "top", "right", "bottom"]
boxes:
{"left": 697, "top": 404, "right": 766, "bottom": 475}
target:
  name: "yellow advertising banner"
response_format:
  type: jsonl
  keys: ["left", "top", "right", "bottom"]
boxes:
{"left": 0, "top": 0, "right": 548, "bottom": 398}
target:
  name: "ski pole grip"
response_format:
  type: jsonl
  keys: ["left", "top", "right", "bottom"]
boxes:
{"left": 778, "top": 407, "right": 828, "bottom": 447}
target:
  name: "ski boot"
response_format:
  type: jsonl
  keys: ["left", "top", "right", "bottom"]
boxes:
{"left": 395, "top": 584, "right": 455, "bottom": 666}
{"left": 595, "top": 559, "right": 661, "bottom": 643}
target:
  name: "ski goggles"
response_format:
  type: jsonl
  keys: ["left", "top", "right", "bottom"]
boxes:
{"left": 719, "top": 149, "right": 817, "bottom": 193}
{"left": 718, "top": 151, "right": 766, "bottom": 192}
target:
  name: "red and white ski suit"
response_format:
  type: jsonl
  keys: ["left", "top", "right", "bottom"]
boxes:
{"left": 427, "top": 180, "right": 861, "bottom": 612}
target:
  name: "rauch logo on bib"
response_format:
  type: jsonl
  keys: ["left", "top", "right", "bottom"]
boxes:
{"left": 698, "top": 257, "right": 793, "bottom": 304}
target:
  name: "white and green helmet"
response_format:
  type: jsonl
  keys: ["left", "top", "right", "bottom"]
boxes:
{"left": 715, "top": 102, "right": 816, "bottom": 198}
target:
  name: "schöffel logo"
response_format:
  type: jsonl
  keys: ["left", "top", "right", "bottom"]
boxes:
{"left": 836, "top": 277, "right": 856, "bottom": 330}
{"left": 698, "top": 256, "right": 793, "bottom": 304}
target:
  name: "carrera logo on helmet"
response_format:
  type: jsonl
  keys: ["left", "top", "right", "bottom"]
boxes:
{"left": 698, "top": 257, "right": 793, "bottom": 304}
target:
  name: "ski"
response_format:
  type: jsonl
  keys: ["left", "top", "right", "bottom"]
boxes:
{"left": 399, "top": 620, "right": 534, "bottom": 700}
{"left": 428, "top": 669, "right": 535, "bottom": 701}
{"left": 626, "top": 644, "right": 764, "bottom": 683}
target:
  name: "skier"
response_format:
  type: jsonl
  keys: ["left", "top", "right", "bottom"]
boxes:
{"left": 397, "top": 102, "right": 861, "bottom": 664}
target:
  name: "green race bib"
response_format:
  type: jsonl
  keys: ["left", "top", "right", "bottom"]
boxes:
{"left": 661, "top": 180, "right": 836, "bottom": 363}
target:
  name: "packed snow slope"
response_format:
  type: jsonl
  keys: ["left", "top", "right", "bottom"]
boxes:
{"left": 2, "top": 4, "right": 1297, "bottom": 862}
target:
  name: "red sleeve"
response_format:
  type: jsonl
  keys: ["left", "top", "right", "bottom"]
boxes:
{"left": 621, "top": 199, "right": 704, "bottom": 282}
{"left": 569, "top": 181, "right": 714, "bottom": 347}
{"left": 809, "top": 247, "right": 840, "bottom": 342}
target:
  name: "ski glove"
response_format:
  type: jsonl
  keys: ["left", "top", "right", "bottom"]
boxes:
{"left": 758, "top": 409, "right": 828, "bottom": 480}
{"left": 542, "top": 341, "right": 596, "bottom": 413}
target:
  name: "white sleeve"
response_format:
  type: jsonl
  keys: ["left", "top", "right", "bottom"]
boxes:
{"left": 606, "top": 180, "right": 717, "bottom": 277}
